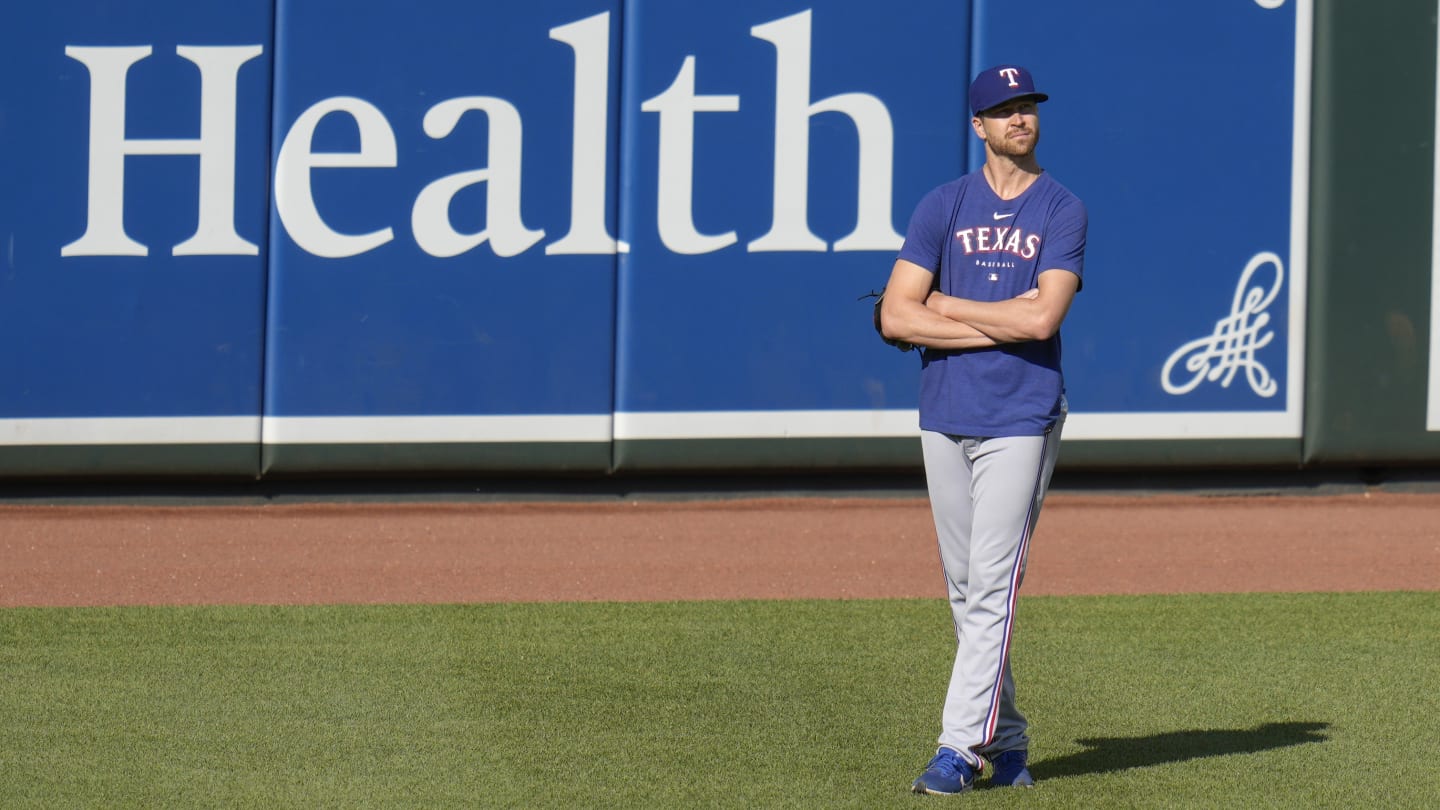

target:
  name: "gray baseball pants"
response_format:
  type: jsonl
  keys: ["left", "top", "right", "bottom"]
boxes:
{"left": 919, "top": 411, "right": 1064, "bottom": 769}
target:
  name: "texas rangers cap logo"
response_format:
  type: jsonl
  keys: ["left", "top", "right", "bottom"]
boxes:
{"left": 968, "top": 64, "right": 1050, "bottom": 116}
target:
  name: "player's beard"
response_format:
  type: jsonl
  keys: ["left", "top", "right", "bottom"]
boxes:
{"left": 989, "top": 125, "right": 1039, "bottom": 159}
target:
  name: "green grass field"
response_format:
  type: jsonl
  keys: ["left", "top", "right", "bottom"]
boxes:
{"left": 2, "top": 591, "right": 1437, "bottom": 808}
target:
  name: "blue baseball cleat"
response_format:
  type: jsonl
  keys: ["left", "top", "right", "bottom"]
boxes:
{"left": 911, "top": 747, "right": 975, "bottom": 795}
{"left": 988, "top": 749, "right": 1034, "bottom": 787}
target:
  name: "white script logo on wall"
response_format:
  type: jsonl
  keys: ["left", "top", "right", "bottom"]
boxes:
{"left": 1161, "top": 252, "right": 1284, "bottom": 398}
{"left": 59, "top": 11, "right": 902, "bottom": 260}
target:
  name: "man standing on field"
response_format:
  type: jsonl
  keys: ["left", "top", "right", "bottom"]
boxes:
{"left": 879, "top": 64, "right": 1087, "bottom": 795}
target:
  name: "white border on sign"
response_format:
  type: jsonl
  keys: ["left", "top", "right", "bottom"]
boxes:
{"left": 260, "top": 415, "right": 612, "bottom": 444}
{"left": 0, "top": 415, "right": 615, "bottom": 446}
{"left": 609, "top": 409, "right": 1298, "bottom": 441}
{"left": 613, "top": 409, "right": 918, "bottom": 440}
{"left": 0, "top": 417, "right": 260, "bottom": 446}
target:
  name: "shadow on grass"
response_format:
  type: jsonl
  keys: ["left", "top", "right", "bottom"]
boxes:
{"left": 1032, "top": 721, "right": 1330, "bottom": 780}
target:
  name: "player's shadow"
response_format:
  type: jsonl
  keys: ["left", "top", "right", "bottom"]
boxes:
{"left": 1029, "top": 721, "right": 1330, "bottom": 781}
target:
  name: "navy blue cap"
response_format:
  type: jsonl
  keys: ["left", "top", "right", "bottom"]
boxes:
{"left": 969, "top": 64, "right": 1049, "bottom": 116}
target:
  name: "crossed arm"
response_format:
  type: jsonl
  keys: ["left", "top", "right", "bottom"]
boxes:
{"left": 878, "top": 259, "right": 1080, "bottom": 351}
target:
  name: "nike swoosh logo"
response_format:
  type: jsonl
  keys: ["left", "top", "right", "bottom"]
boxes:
{"left": 993, "top": 212, "right": 1015, "bottom": 220}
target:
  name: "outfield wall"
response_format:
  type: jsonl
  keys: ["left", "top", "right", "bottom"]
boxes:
{"left": 1, "top": 0, "right": 1437, "bottom": 479}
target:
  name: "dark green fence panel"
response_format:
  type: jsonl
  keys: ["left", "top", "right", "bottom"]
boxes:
{"left": 1304, "top": 0, "right": 1440, "bottom": 465}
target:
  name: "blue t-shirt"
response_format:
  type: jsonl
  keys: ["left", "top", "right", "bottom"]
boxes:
{"left": 896, "top": 170, "right": 1087, "bottom": 437}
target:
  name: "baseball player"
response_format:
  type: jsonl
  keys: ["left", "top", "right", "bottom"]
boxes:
{"left": 878, "top": 64, "right": 1086, "bottom": 794}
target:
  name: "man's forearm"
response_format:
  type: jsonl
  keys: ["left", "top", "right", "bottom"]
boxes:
{"left": 928, "top": 292, "right": 1053, "bottom": 343}
{"left": 883, "top": 296, "right": 1001, "bottom": 350}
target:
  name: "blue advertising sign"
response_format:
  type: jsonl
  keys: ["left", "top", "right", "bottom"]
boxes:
{"left": 0, "top": 0, "right": 1318, "bottom": 476}
{"left": 261, "top": 0, "right": 621, "bottom": 455}
{"left": 972, "top": 0, "right": 1310, "bottom": 440}
{"left": 612, "top": 0, "right": 969, "bottom": 442}
{"left": 0, "top": 1, "right": 273, "bottom": 448}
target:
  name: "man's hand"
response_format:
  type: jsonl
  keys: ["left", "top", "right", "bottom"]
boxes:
{"left": 881, "top": 260, "right": 1001, "bottom": 351}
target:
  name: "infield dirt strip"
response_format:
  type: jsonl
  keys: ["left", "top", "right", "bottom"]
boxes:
{"left": 0, "top": 491, "right": 1437, "bottom": 608}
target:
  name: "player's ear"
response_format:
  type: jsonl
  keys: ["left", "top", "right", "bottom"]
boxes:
{"left": 970, "top": 116, "right": 985, "bottom": 138}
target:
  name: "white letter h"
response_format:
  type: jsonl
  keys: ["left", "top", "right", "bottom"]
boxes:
{"left": 62, "top": 45, "right": 263, "bottom": 257}
{"left": 748, "top": 11, "right": 903, "bottom": 253}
